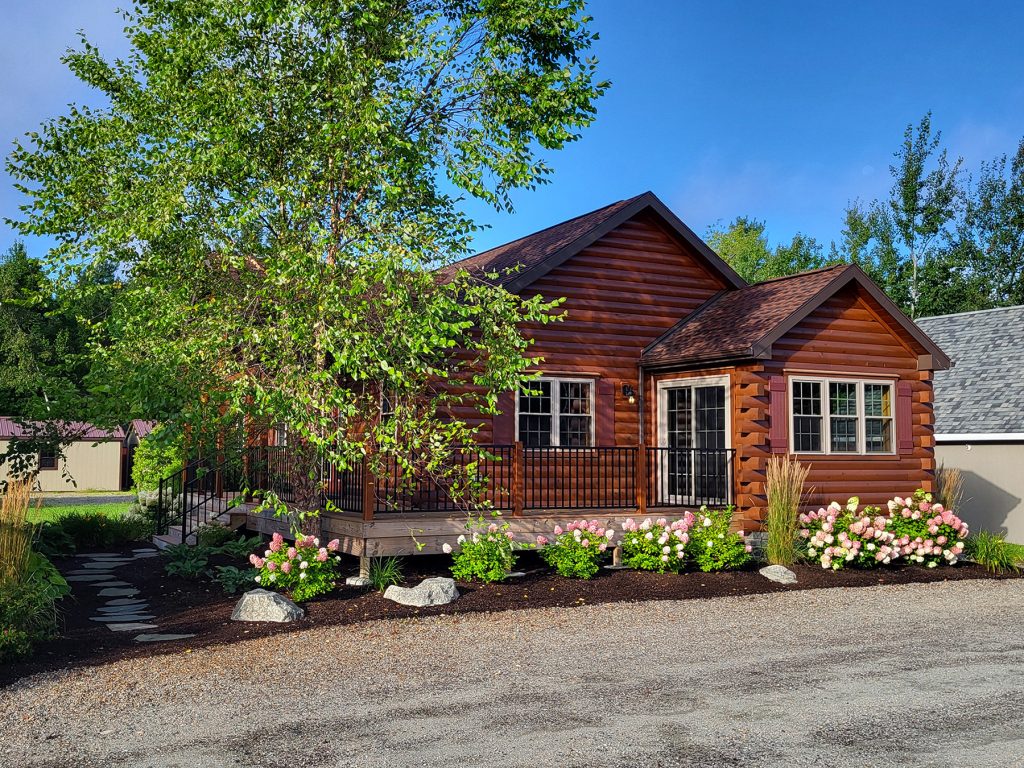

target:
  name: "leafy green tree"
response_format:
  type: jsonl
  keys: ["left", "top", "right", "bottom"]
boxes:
{"left": 834, "top": 113, "right": 962, "bottom": 317}
{"left": 706, "top": 217, "right": 827, "bottom": 283}
{"left": 7, "top": 1, "right": 607, "bottom": 514}
{"left": 954, "top": 138, "right": 1024, "bottom": 307}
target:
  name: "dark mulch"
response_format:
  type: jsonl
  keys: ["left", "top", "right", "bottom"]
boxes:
{"left": 2, "top": 544, "right": 1019, "bottom": 687}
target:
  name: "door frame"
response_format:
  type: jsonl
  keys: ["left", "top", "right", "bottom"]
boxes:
{"left": 654, "top": 374, "right": 732, "bottom": 504}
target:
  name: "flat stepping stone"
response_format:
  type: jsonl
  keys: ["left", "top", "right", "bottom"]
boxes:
{"left": 97, "top": 604, "right": 150, "bottom": 614}
{"left": 66, "top": 574, "right": 116, "bottom": 582}
{"left": 99, "top": 587, "right": 139, "bottom": 597}
{"left": 106, "top": 597, "right": 148, "bottom": 606}
{"left": 81, "top": 562, "right": 125, "bottom": 570}
{"left": 79, "top": 552, "right": 121, "bottom": 558}
{"left": 134, "top": 633, "right": 195, "bottom": 643}
{"left": 133, "top": 551, "right": 159, "bottom": 559}
{"left": 107, "top": 623, "right": 159, "bottom": 632}
{"left": 92, "top": 580, "right": 132, "bottom": 588}
{"left": 90, "top": 614, "right": 156, "bottom": 623}
{"left": 132, "top": 548, "right": 157, "bottom": 553}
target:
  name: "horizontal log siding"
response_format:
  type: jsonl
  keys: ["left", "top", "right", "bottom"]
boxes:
{"left": 743, "top": 285, "right": 935, "bottom": 525}
{"left": 447, "top": 212, "right": 727, "bottom": 444}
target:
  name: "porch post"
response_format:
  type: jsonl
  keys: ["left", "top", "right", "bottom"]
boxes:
{"left": 361, "top": 456, "right": 375, "bottom": 522}
{"left": 636, "top": 441, "right": 647, "bottom": 515}
{"left": 512, "top": 441, "right": 524, "bottom": 517}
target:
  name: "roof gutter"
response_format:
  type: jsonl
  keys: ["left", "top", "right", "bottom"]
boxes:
{"left": 935, "top": 433, "right": 1024, "bottom": 443}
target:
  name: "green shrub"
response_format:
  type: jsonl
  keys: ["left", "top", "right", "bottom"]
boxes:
{"left": 53, "top": 511, "right": 150, "bottom": 551}
{"left": 162, "top": 543, "right": 210, "bottom": 578}
{"left": 131, "top": 425, "right": 183, "bottom": 491}
{"left": 620, "top": 515, "right": 694, "bottom": 573}
{"left": 687, "top": 506, "right": 752, "bottom": 572}
{"left": 536, "top": 520, "right": 613, "bottom": 579}
{"left": 447, "top": 513, "right": 517, "bottom": 583}
{"left": 368, "top": 556, "right": 404, "bottom": 592}
{"left": 0, "top": 552, "right": 71, "bottom": 661}
{"left": 196, "top": 524, "right": 236, "bottom": 548}
{"left": 33, "top": 521, "right": 77, "bottom": 558}
{"left": 251, "top": 532, "right": 342, "bottom": 601}
{"left": 965, "top": 531, "right": 1022, "bottom": 574}
{"left": 213, "top": 565, "right": 254, "bottom": 594}
{"left": 212, "top": 534, "right": 263, "bottom": 560}
{"left": 0, "top": 627, "right": 33, "bottom": 662}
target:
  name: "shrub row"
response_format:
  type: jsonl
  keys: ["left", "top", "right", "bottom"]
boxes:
{"left": 799, "top": 489, "right": 968, "bottom": 570}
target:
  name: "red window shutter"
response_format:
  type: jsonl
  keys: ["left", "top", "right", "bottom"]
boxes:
{"left": 897, "top": 381, "right": 914, "bottom": 454}
{"left": 493, "top": 391, "right": 516, "bottom": 445}
{"left": 595, "top": 379, "right": 615, "bottom": 446}
{"left": 768, "top": 375, "right": 788, "bottom": 453}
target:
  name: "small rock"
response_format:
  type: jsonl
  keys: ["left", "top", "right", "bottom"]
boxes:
{"left": 231, "top": 589, "right": 305, "bottom": 623}
{"left": 759, "top": 564, "right": 798, "bottom": 584}
{"left": 134, "top": 633, "right": 195, "bottom": 643}
{"left": 345, "top": 576, "right": 372, "bottom": 587}
{"left": 384, "top": 577, "right": 459, "bottom": 607}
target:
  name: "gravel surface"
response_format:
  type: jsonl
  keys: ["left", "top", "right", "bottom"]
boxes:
{"left": 2, "top": 579, "right": 1023, "bottom": 767}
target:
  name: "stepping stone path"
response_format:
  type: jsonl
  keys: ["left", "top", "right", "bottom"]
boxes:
{"left": 65, "top": 548, "right": 198, "bottom": 646}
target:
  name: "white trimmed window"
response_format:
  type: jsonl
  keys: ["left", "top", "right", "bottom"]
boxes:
{"left": 517, "top": 377, "right": 594, "bottom": 447}
{"left": 790, "top": 378, "right": 894, "bottom": 455}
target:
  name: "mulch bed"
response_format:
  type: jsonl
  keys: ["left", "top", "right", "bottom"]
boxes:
{"left": 2, "top": 544, "right": 1019, "bottom": 687}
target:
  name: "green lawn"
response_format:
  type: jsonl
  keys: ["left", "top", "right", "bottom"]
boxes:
{"left": 27, "top": 502, "right": 133, "bottom": 524}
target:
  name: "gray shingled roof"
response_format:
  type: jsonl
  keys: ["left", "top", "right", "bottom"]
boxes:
{"left": 917, "top": 305, "right": 1024, "bottom": 435}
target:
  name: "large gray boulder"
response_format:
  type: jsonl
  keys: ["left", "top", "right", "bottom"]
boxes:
{"left": 759, "top": 564, "right": 798, "bottom": 584}
{"left": 384, "top": 577, "right": 459, "bottom": 607}
{"left": 231, "top": 589, "right": 305, "bottom": 622}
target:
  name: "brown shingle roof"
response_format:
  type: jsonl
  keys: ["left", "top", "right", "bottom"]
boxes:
{"left": 439, "top": 192, "right": 746, "bottom": 293}
{"left": 642, "top": 263, "right": 951, "bottom": 369}
{"left": 642, "top": 265, "right": 856, "bottom": 366}
{"left": 439, "top": 195, "right": 646, "bottom": 286}
{"left": 0, "top": 418, "right": 124, "bottom": 441}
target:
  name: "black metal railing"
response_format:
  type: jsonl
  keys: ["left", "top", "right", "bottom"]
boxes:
{"left": 156, "top": 443, "right": 737, "bottom": 542}
{"left": 523, "top": 445, "right": 637, "bottom": 510}
{"left": 645, "top": 447, "right": 735, "bottom": 508}
{"left": 371, "top": 445, "right": 515, "bottom": 514}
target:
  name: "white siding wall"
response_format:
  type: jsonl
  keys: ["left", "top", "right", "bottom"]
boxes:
{"left": 0, "top": 439, "right": 123, "bottom": 491}
{"left": 935, "top": 442, "right": 1024, "bottom": 543}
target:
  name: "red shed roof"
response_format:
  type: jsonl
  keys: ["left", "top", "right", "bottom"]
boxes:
{"left": 0, "top": 418, "right": 124, "bottom": 441}
{"left": 642, "top": 264, "right": 951, "bottom": 370}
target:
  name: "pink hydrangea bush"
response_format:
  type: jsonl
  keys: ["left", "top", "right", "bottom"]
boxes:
{"left": 799, "top": 490, "right": 967, "bottom": 570}
{"left": 447, "top": 513, "right": 517, "bottom": 583}
{"left": 250, "top": 531, "right": 342, "bottom": 601}
{"left": 620, "top": 514, "right": 695, "bottom": 573}
{"left": 885, "top": 489, "right": 967, "bottom": 567}
{"left": 535, "top": 519, "right": 615, "bottom": 579}
{"left": 686, "top": 505, "right": 753, "bottom": 572}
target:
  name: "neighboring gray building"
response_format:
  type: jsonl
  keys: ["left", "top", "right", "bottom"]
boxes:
{"left": 917, "top": 305, "right": 1024, "bottom": 542}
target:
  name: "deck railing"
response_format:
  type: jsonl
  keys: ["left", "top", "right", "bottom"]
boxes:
{"left": 160, "top": 443, "right": 736, "bottom": 528}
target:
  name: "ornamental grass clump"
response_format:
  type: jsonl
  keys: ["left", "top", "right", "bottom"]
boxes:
{"left": 250, "top": 531, "right": 342, "bottom": 601}
{"left": 620, "top": 514, "right": 695, "bottom": 573}
{"left": 445, "top": 512, "right": 517, "bottom": 583}
{"left": 799, "top": 489, "right": 967, "bottom": 570}
{"left": 764, "top": 455, "right": 809, "bottom": 566}
{"left": 536, "top": 519, "right": 615, "bottom": 579}
{"left": 686, "top": 506, "right": 753, "bottom": 572}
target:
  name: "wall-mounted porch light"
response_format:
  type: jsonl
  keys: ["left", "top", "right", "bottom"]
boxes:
{"left": 622, "top": 383, "right": 636, "bottom": 405}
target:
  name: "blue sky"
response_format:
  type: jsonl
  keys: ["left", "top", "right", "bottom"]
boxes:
{"left": 2, "top": 0, "right": 1023, "bottom": 256}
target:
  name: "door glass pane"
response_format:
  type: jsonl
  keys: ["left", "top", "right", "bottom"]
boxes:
{"left": 695, "top": 385, "right": 727, "bottom": 500}
{"left": 666, "top": 388, "right": 692, "bottom": 498}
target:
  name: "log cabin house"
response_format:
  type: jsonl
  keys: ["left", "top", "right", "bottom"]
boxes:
{"left": 170, "top": 192, "right": 951, "bottom": 556}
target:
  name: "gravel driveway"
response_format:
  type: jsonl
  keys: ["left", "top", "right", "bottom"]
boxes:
{"left": 3, "top": 579, "right": 1023, "bottom": 767}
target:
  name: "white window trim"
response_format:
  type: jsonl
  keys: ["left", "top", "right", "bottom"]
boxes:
{"left": 788, "top": 376, "right": 896, "bottom": 456}
{"left": 514, "top": 376, "right": 596, "bottom": 447}
{"left": 655, "top": 374, "right": 732, "bottom": 450}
